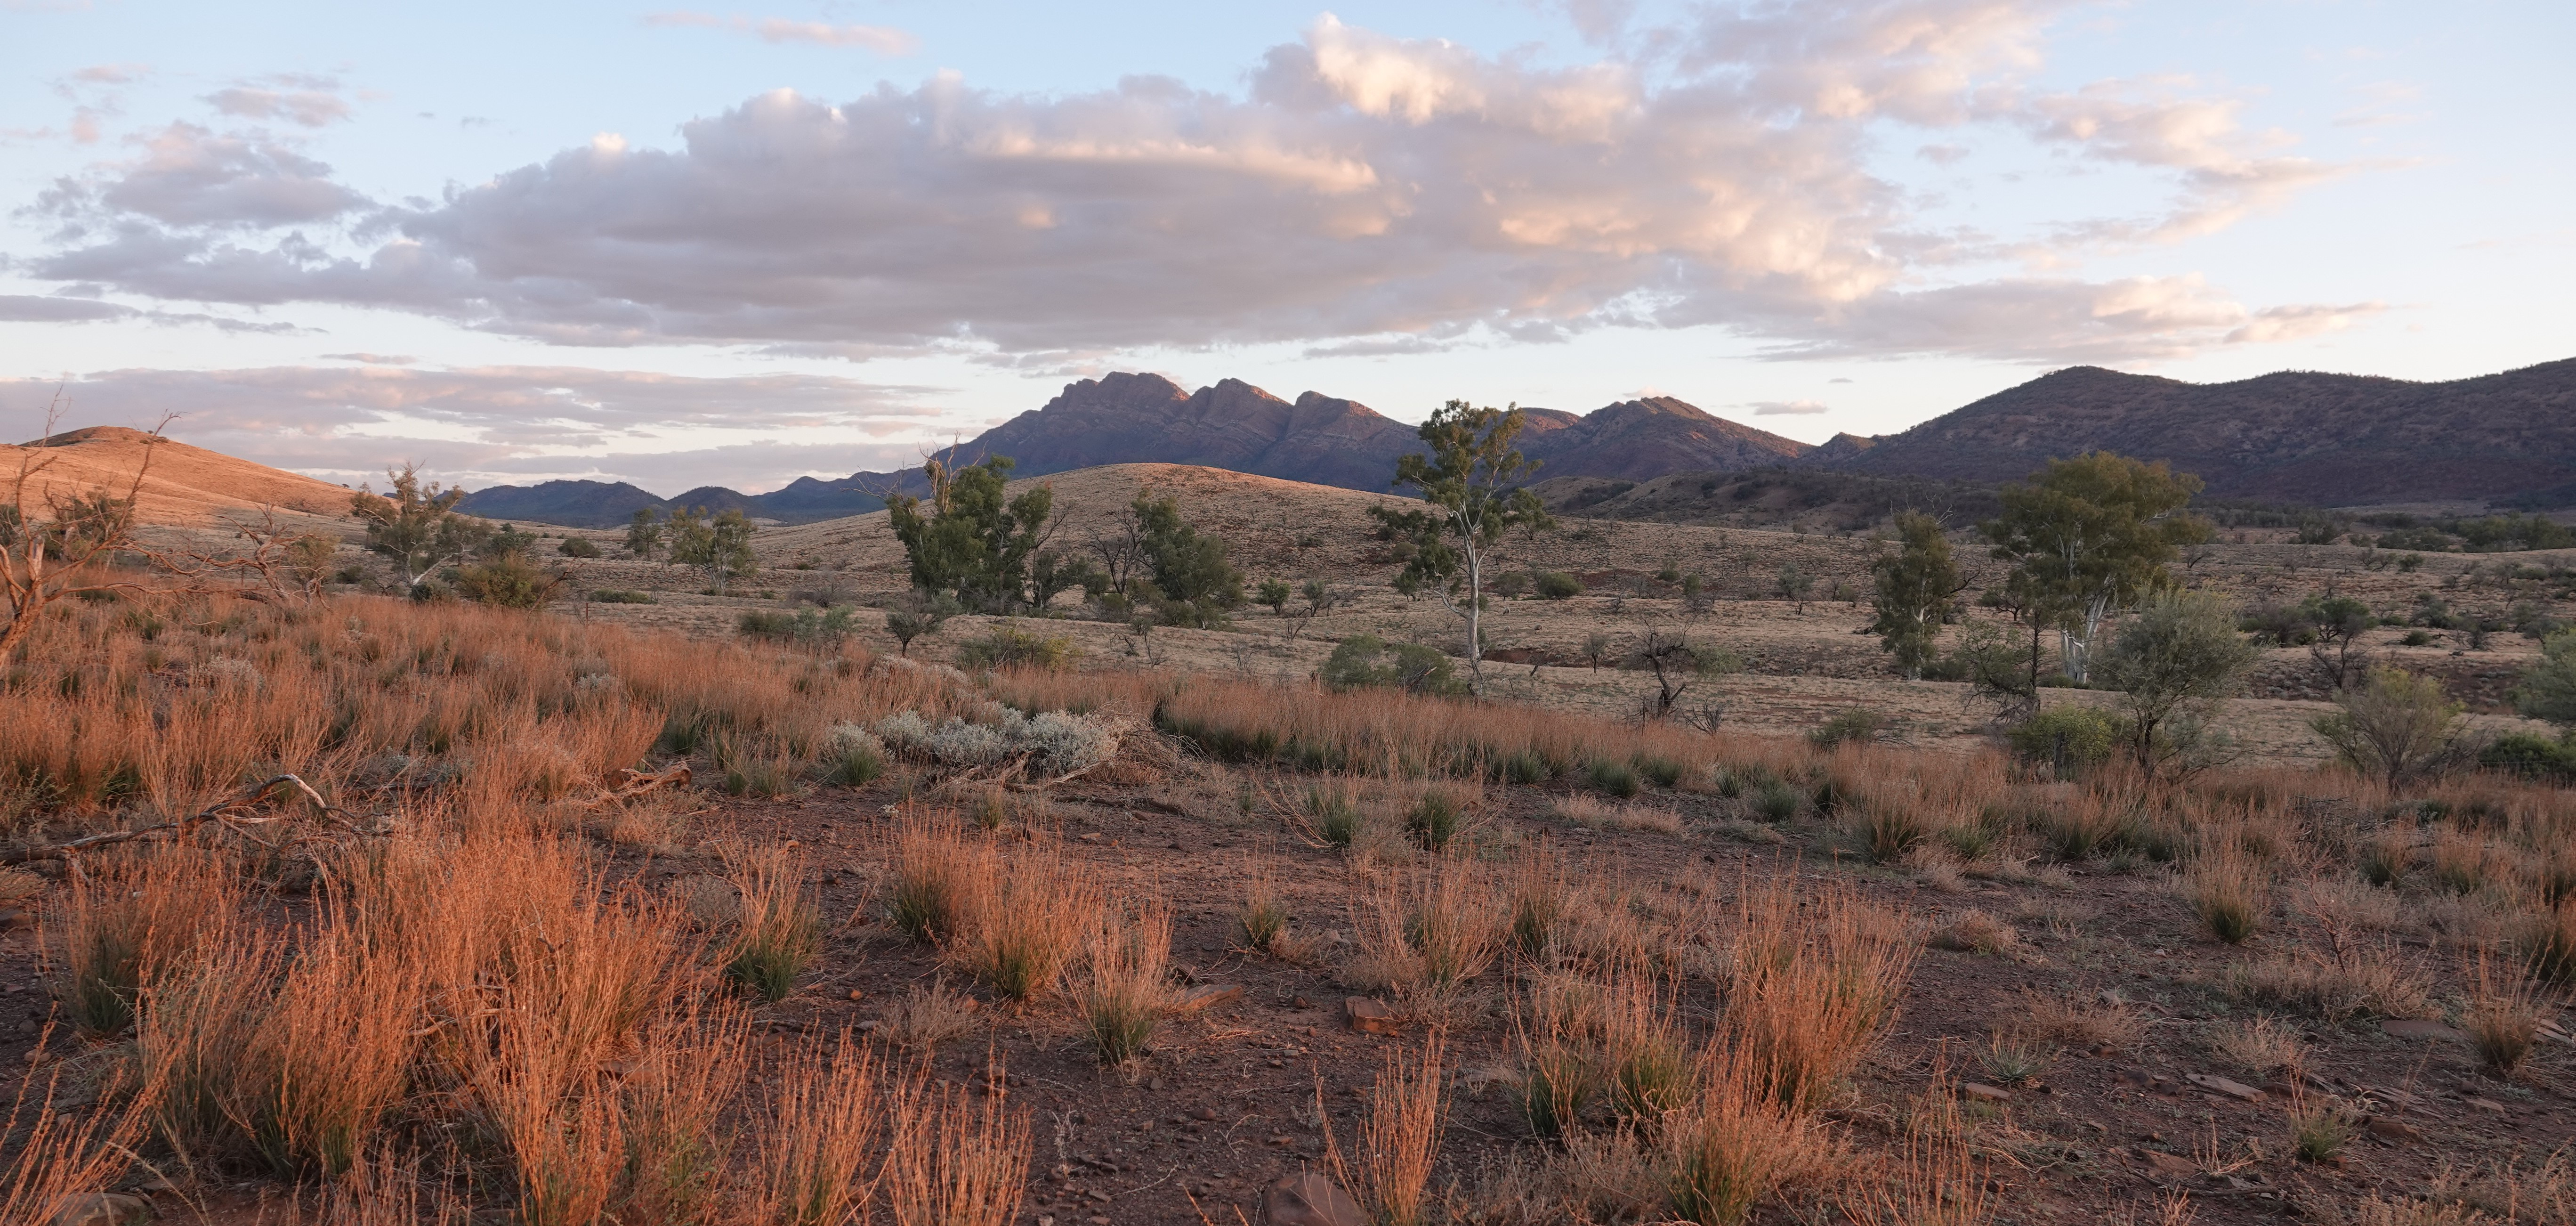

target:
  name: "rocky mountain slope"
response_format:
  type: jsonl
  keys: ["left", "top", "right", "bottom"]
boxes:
{"left": 1819, "top": 358, "right": 2576, "bottom": 505}
{"left": 458, "top": 373, "right": 1812, "bottom": 526}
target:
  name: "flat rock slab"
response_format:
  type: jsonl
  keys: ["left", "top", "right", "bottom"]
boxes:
{"left": 2382, "top": 1019, "right": 2468, "bottom": 1042}
{"left": 1346, "top": 996, "right": 1402, "bottom": 1035}
{"left": 2185, "top": 1072, "right": 2266, "bottom": 1103}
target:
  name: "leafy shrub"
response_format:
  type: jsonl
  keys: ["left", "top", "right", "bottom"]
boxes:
{"left": 556, "top": 536, "right": 602, "bottom": 558}
{"left": 873, "top": 708, "right": 1118, "bottom": 775}
{"left": 2005, "top": 706, "right": 2123, "bottom": 774}
{"left": 1533, "top": 571, "right": 1584, "bottom": 600}
{"left": 956, "top": 622, "right": 1076, "bottom": 671}
{"left": 1808, "top": 708, "right": 1891, "bottom": 748}
{"left": 1320, "top": 634, "right": 1463, "bottom": 696}
{"left": 588, "top": 588, "right": 656, "bottom": 604}
{"left": 449, "top": 552, "right": 558, "bottom": 608}
{"left": 1490, "top": 572, "right": 1531, "bottom": 599}
{"left": 2480, "top": 731, "right": 2576, "bottom": 783}
{"left": 741, "top": 605, "right": 858, "bottom": 647}
{"left": 1751, "top": 779, "right": 1802, "bottom": 822}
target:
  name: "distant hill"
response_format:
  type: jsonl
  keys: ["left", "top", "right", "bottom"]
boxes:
{"left": 460, "top": 373, "right": 1811, "bottom": 526}
{"left": 1816, "top": 359, "right": 2576, "bottom": 506}
{"left": 452, "top": 479, "right": 666, "bottom": 528}
{"left": 7, "top": 426, "right": 354, "bottom": 531}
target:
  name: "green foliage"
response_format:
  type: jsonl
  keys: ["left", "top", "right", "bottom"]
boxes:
{"left": 2512, "top": 630, "right": 2576, "bottom": 725}
{"left": 886, "top": 455, "right": 1057, "bottom": 611}
{"left": 349, "top": 463, "right": 492, "bottom": 587}
{"left": 1586, "top": 758, "right": 1642, "bottom": 798}
{"left": 449, "top": 550, "right": 559, "bottom": 609}
{"left": 1634, "top": 755, "right": 1685, "bottom": 788}
{"left": 2005, "top": 706, "right": 2123, "bottom": 775}
{"left": 588, "top": 588, "right": 656, "bottom": 604}
{"left": 2313, "top": 668, "right": 2471, "bottom": 785}
{"left": 2480, "top": 731, "right": 2576, "bottom": 782}
{"left": 624, "top": 507, "right": 664, "bottom": 558}
{"left": 826, "top": 741, "right": 884, "bottom": 787}
{"left": 480, "top": 522, "right": 539, "bottom": 560}
{"left": 1498, "top": 751, "right": 1551, "bottom": 785}
{"left": 1867, "top": 512, "right": 1961, "bottom": 678}
{"left": 1406, "top": 789, "right": 1467, "bottom": 850}
{"left": 1533, "top": 570, "right": 1583, "bottom": 599}
{"left": 956, "top": 621, "right": 1076, "bottom": 671}
{"left": 555, "top": 535, "right": 601, "bottom": 559}
{"left": 1257, "top": 578, "right": 1293, "bottom": 614}
{"left": 1979, "top": 451, "right": 2211, "bottom": 684}
{"left": 1132, "top": 494, "right": 1242, "bottom": 614}
{"left": 1304, "top": 785, "right": 1362, "bottom": 847}
{"left": 738, "top": 605, "right": 857, "bottom": 648}
{"left": 1371, "top": 401, "right": 1556, "bottom": 694}
{"left": 668, "top": 506, "right": 759, "bottom": 596}
{"left": 1808, "top": 708, "right": 1892, "bottom": 748}
{"left": 1751, "top": 779, "right": 1803, "bottom": 822}
{"left": 1774, "top": 561, "right": 1813, "bottom": 607}
{"left": 1319, "top": 634, "right": 1464, "bottom": 696}
{"left": 1490, "top": 571, "right": 1532, "bottom": 599}
{"left": 2092, "top": 590, "right": 2259, "bottom": 775}
{"left": 882, "top": 592, "right": 956, "bottom": 656}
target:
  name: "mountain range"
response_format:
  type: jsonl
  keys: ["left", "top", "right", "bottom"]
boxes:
{"left": 456, "top": 358, "right": 2576, "bottom": 526}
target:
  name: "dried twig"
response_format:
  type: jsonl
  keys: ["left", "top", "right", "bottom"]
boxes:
{"left": 3, "top": 773, "right": 379, "bottom": 865}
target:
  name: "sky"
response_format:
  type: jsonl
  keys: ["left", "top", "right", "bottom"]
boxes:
{"left": 3, "top": 0, "right": 2570, "bottom": 495}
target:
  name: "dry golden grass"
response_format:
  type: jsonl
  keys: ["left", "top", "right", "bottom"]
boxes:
{"left": 880, "top": 1072, "right": 1030, "bottom": 1226}
{"left": 1663, "top": 1045, "right": 1827, "bottom": 1226}
{"left": 2463, "top": 956, "right": 2542, "bottom": 1077}
{"left": 1328, "top": 1031, "right": 1450, "bottom": 1226}
{"left": 750, "top": 1030, "right": 886, "bottom": 1226}
{"left": 2205, "top": 1015, "right": 2309, "bottom": 1077}
{"left": 1077, "top": 900, "right": 1174, "bottom": 1065}
{"left": 1727, "top": 879, "right": 1916, "bottom": 1112}
{"left": 941, "top": 838, "right": 1096, "bottom": 1001}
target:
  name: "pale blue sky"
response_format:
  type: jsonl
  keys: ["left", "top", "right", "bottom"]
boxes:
{"left": 3, "top": 0, "right": 2569, "bottom": 494}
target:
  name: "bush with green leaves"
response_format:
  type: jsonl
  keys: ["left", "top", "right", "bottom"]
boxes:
{"left": 2092, "top": 590, "right": 2259, "bottom": 777}
{"left": 587, "top": 588, "right": 655, "bottom": 604}
{"left": 555, "top": 535, "right": 602, "bottom": 559}
{"left": 2513, "top": 630, "right": 2576, "bottom": 725}
{"left": 1490, "top": 571, "right": 1531, "bottom": 599}
{"left": 2480, "top": 731, "right": 2576, "bottom": 783}
{"left": 1533, "top": 571, "right": 1583, "bottom": 600}
{"left": 1808, "top": 708, "right": 1892, "bottom": 748}
{"left": 956, "top": 622, "right": 1077, "bottom": 671}
{"left": 737, "top": 605, "right": 858, "bottom": 648}
{"left": 448, "top": 551, "right": 558, "bottom": 609}
{"left": 2312, "top": 667, "right": 2477, "bottom": 785}
{"left": 886, "top": 454, "right": 1055, "bottom": 611}
{"left": 2005, "top": 706, "right": 2123, "bottom": 774}
{"left": 1319, "top": 634, "right": 1464, "bottom": 696}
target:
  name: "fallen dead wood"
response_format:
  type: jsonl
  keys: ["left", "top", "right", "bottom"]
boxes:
{"left": 3, "top": 773, "right": 384, "bottom": 865}
{"left": 591, "top": 763, "right": 693, "bottom": 805}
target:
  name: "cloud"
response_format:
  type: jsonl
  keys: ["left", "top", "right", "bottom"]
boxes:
{"left": 1742, "top": 274, "right": 2385, "bottom": 362}
{"left": 644, "top": 11, "right": 918, "bottom": 55}
{"left": 0, "top": 294, "right": 129, "bottom": 322}
{"left": 204, "top": 86, "right": 351, "bottom": 127}
{"left": 35, "top": 121, "right": 367, "bottom": 228}
{"left": 0, "top": 365, "right": 951, "bottom": 491}
{"left": 16, "top": 6, "right": 2366, "bottom": 365}
{"left": 1750, "top": 399, "right": 1830, "bottom": 414}
{"left": 0, "top": 292, "right": 310, "bottom": 333}
{"left": 318, "top": 352, "right": 417, "bottom": 365}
